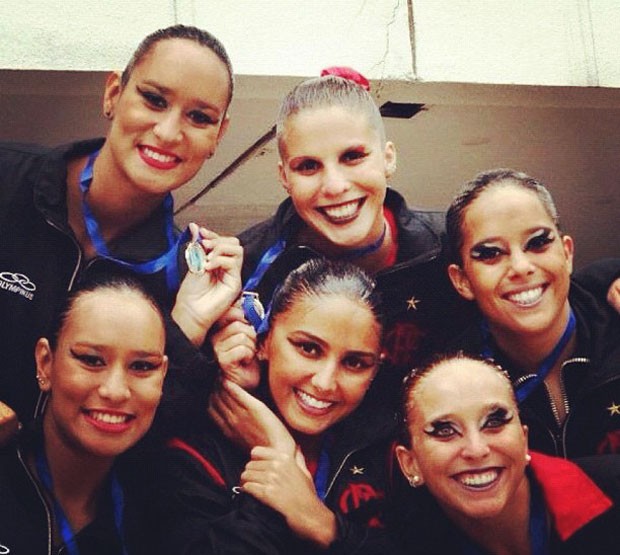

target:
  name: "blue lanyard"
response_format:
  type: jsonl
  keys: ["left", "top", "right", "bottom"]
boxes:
{"left": 480, "top": 308, "right": 576, "bottom": 403}
{"left": 35, "top": 447, "right": 128, "bottom": 555}
{"left": 242, "top": 239, "right": 287, "bottom": 332}
{"left": 339, "top": 222, "right": 386, "bottom": 261}
{"left": 241, "top": 222, "right": 386, "bottom": 332}
{"left": 460, "top": 478, "right": 548, "bottom": 555}
{"left": 79, "top": 150, "right": 188, "bottom": 293}
{"left": 313, "top": 445, "right": 331, "bottom": 502}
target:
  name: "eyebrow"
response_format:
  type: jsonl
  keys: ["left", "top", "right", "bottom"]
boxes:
{"left": 290, "top": 330, "right": 377, "bottom": 358}
{"left": 141, "top": 79, "right": 223, "bottom": 113}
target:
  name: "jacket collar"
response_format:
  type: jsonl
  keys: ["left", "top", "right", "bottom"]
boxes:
{"left": 529, "top": 451, "right": 613, "bottom": 540}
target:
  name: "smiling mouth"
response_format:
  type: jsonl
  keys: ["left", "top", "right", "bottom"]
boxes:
{"left": 317, "top": 199, "right": 364, "bottom": 224}
{"left": 83, "top": 409, "right": 134, "bottom": 426}
{"left": 138, "top": 146, "right": 181, "bottom": 169}
{"left": 454, "top": 468, "right": 501, "bottom": 489}
{"left": 504, "top": 285, "right": 545, "bottom": 307}
{"left": 294, "top": 389, "right": 336, "bottom": 412}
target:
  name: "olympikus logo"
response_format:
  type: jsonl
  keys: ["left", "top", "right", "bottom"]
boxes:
{"left": 0, "top": 271, "right": 36, "bottom": 301}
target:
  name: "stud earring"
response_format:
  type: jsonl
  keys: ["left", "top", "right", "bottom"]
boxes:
{"left": 407, "top": 475, "right": 422, "bottom": 488}
{"left": 36, "top": 375, "right": 46, "bottom": 386}
{"left": 525, "top": 452, "right": 532, "bottom": 464}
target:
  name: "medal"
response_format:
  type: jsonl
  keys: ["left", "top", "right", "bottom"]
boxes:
{"left": 185, "top": 240, "right": 208, "bottom": 275}
{"left": 242, "top": 291, "right": 266, "bottom": 330}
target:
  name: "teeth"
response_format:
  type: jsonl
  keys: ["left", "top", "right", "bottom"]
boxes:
{"left": 459, "top": 469, "right": 498, "bottom": 487}
{"left": 507, "top": 286, "right": 543, "bottom": 306}
{"left": 143, "top": 147, "right": 176, "bottom": 163}
{"left": 89, "top": 411, "right": 129, "bottom": 425}
{"left": 321, "top": 200, "right": 360, "bottom": 221}
{"left": 296, "top": 390, "right": 333, "bottom": 410}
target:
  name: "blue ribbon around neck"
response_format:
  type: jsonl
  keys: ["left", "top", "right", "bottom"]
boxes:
{"left": 313, "top": 445, "right": 331, "bottom": 502}
{"left": 35, "top": 446, "right": 128, "bottom": 555}
{"left": 460, "top": 476, "right": 548, "bottom": 555}
{"left": 79, "top": 150, "right": 189, "bottom": 293}
{"left": 480, "top": 308, "right": 576, "bottom": 403}
{"left": 241, "top": 222, "right": 387, "bottom": 332}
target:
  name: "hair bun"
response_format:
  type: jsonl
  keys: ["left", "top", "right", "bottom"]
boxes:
{"left": 320, "top": 66, "right": 370, "bottom": 91}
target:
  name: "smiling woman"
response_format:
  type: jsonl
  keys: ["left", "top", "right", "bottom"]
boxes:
{"left": 445, "top": 169, "right": 620, "bottom": 458}
{"left": 144, "top": 259, "right": 394, "bottom": 554}
{"left": 384, "top": 352, "right": 620, "bottom": 555}
{"left": 0, "top": 270, "right": 168, "bottom": 555}
{"left": 0, "top": 24, "right": 241, "bottom": 428}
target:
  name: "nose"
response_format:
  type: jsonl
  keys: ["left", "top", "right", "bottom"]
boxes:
{"left": 508, "top": 249, "right": 536, "bottom": 277}
{"left": 310, "top": 359, "right": 338, "bottom": 393}
{"left": 153, "top": 109, "right": 183, "bottom": 144}
{"left": 98, "top": 365, "right": 131, "bottom": 404}
{"left": 321, "top": 163, "right": 351, "bottom": 197}
{"left": 461, "top": 430, "right": 491, "bottom": 459}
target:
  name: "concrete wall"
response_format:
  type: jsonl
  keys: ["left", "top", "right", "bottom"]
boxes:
{"left": 2, "top": 1, "right": 620, "bottom": 87}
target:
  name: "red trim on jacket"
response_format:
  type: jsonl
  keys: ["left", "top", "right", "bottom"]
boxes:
{"left": 383, "top": 207, "right": 399, "bottom": 267}
{"left": 168, "top": 437, "right": 226, "bottom": 488}
{"left": 529, "top": 451, "right": 613, "bottom": 541}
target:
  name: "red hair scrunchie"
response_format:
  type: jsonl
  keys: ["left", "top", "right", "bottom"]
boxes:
{"left": 320, "top": 66, "right": 370, "bottom": 91}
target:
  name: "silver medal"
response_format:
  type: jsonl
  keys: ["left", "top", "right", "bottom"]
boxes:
{"left": 185, "top": 240, "right": 208, "bottom": 274}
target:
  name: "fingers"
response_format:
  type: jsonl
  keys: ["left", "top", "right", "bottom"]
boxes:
{"left": 186, "top": 222, "right": 243, "bottom": 275}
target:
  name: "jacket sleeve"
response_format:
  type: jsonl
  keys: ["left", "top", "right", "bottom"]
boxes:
{"left": 573, "top": 258, "right": 620, "bottom": 304}
{"left": 144, "top": 445, "right": 295, "bottom": 555}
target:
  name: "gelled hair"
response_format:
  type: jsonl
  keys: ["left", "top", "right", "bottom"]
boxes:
{"left": 446, "top": 168, "right": 561, "bottom": 265}
{"left": 268, "top": 258, "right": 384, "bottom": 341}
{"left": 399, "top": 352, "right": 515, "bottom": 448}
{"left": 276, "top": 75, "right": 386, "bottom": 156}
{"left": 46, "top": 269, "right": 165, "bottom": 351}
{"left": 120, "top": 24, "right": 234, "bottom": 107}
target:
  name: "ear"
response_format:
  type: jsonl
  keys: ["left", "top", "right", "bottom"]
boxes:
{"left": 561, "top": 234, "right": 574, "bottom": 275}
{"left": 216, "top": 114, "right": 230, "bottom": 145}
{"left": 278, "top": 161, "right": 291, "bottom": 194}
{"left": 34, "top": 338, "right": 53, "bottom": 393}
{"left": 102, "top": 71, "right": 123, "bottom": 119}
{"left": 447, "top": 263, "right": 475, "bottom": 301}
{"left": 395, "top": 444, "right": 422, "bottom": 481}
{"left": 384, "top": 141, "right": 397, "bottom": 178}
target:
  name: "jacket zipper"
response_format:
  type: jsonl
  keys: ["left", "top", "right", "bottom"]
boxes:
{"left": 17, "top": 447, "right": 53, "bottom": 555}
{"left": 44, "top": 217, "right": 83, "bottom": 291}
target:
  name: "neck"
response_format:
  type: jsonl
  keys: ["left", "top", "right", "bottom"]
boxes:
{"left": 293, "top": 431, "right": 324, "bottom": 463}
{"left": 298, "top": 217, "right": 394, "bottom": 275}
{"left": 40, "top": 412, "right": 114, "bottom": 531}
{"left": 67, "top": 147, "right": 166, "bottom": 252}
{"left": 450, "top": 476, "right": 531, "bottom": 555}
{"left": 489, "top": 302, "right": 574, "bottom": 374}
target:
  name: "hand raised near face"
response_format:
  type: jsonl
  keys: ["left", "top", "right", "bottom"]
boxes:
{"left": 210, "top": 305, "right": 261, "bottom": 390}
{"left": 172, "top": 222, "right": 243, "bottom": 347}
{"left": 208, "top": 379, "right": 294, "bottom": 454}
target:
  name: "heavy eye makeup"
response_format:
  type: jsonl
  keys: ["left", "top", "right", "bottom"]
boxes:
{"left": 70, "top": 348, "right": 105, "bottom": 368}
{"left": 288, "top": 337, "right": 322, "bottom": 358}
{"left": 129, "top": 356, "right": 164, "bottom": 373}
{"left": 137, "top": 86, "right": 167, "bottom": 110}
{"left": 341, "top": 352, "right": 377, "bottom": 371}
{"left": 525, "top": 228, "right": 555, "bottom": 252}
{"left": 424, "top": 419, "right": 459, "bottom": 439}
{"left": 340, "top": 146, "right": 368, "bottom": 164}
{"left": 289, "top": 158, "right": 321, "bottom": 175}
{"left": 470, "top": 243, "right": 505, "bottom": 262}
{"left": 483, "top": 406, "right": 514, "bottom": 430}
